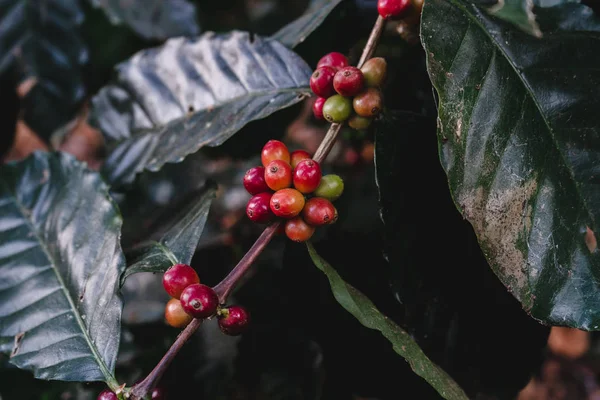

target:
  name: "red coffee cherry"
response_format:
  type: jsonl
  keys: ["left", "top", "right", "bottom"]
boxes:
{"left": 162, "top": 264, "right": 200, "bottom": 299}
{"left": 261, "top": 140, "right": 290, "bottom": 167}
{"left": 285, "top": 217, "right": 316, "bottom": 242}
{"left": 290, "top": 150, "right": 312, "bottom": 169}
{"left": 165, "top": 298, "right": 193, "bottom": 328}
{"left": 312, "top": 97, "right": 327, "bottom": 120}
{"left": 243, "top": 166, "right": 269, "bottom": 195}
{"left": 333, "top": 66, "right": 365, "bottom": 97}
{"left": 246, "top": 192, "right": 275, "bottom": 223}
{"left": 353, "top": 88, "right": 383, "bottom": 117}
{"left": 97, "top": 390, "right": 118, "bottom": 400}
{"left": 218, "top": 305, "right": 250, "bottom": 336}
{"left": 378, "top": 0, "right": 411, "bottom": 19}
{"left": 265, "top": 160, "right": 293, "bottom": 191}
{"left": 293, "top": 159, "right": 322, "bottom": 194}
{"left": 270, "top": 188, "right": 306, "bottom": 218}
{"left": 180, "top": 284, "right": 219, "bottom": 319}
{"left": 310, "top": 66, "right": 336, "bottom": 98}
{"left": 302, "top": 197, "right": 338, "bottom": 226}
{"left": 151, "top": 387, "right": 166, "bottom": 400}
{"left": 317, "top": 52, "right": 349, "bottom": 70}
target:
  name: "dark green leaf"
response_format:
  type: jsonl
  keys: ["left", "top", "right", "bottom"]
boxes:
{"left": 0, "top": 152, "right": 124, "bottom": 384}
{"left": 485, "top": 0, "right": 542, "bottom": 37}
{"left": 0, "top": 0, "right": 87, "bottom": 139}
{"left": 306, "top": 243, "right": 469, "bottom": 400}
{"left": 421, "top": 0, "right": 600, "bottom": 329}
{"left": 91, "top": 31, "right": 312, "bottom": 186}
{"left": 271, "top": 0, "right": 344, "bottom": 48}
{"left": 87, "top": 0, "right": 200, "bottom": 40}
{"left": 120, "top": 181, "right": 217, "bottom": 285}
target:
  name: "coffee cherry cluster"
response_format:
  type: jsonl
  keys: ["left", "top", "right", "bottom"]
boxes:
{"left": 311, "top": 53, "right": 387, "bottom": 131}
{"left": 244, "top": 140, "right": 344, "bottom": 242}
{"left": 377, "top": 0, "right": 412, "bottom": 19}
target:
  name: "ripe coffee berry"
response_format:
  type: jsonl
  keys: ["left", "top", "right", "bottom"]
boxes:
{"left": 310, "top": 66, "right": 336, "bottom": 98}
{"left": 180, "top": 284, "right": 219, "bottom": 319}
{"left": 218, "top": 305, "right": 250, "bottom": 336}
{"left": 97, "top": 390, "right": 118, "bottom": 400}
{"left": 290, "top": 150, "right": 311, "bottom": 169}
{"left": 378, "top": 0, "right": 411, "bottom": 19}
{"left": 265, "top": 160, "right": 293, "bottom": 191}
{"left": 246, "top": 192, "right": 274, "bottom": 223}
{"left": 270, "top": 188, "right": 305, "bottom": 218}
{"left": 293, "top": 159, "right": 322, "bottom": 194}
{"left": 348, "top": 115, "right": 373, "bottom": 130}
{"left": 302, "top": 197, "right": 338, "bottom": 226}
{"left": 361, "top": 57, "right": 387, "bottom": 88}
{"left": 165, "top": 298, "right": 193, "bottom": 328}
{"left": 261, "top": 140, "right": 290, "bottom": 167}
{"left": 314, "top": 174, "right": 344, "bottom": 201}
{"left": 313, "top": 97, "right": 326, "bottom": 120}
{"left": 243, "top": 166, "right": 269, "bottom": 195}
{"left": 285, "top": 217, "right": 315, "bottom": 242}
{"left": 333, "top": 67, "right": 365, "bottom": 97}
{"left": 323, "top": 95, "right": 352, "bottom": 123}
{"left": 151, "top": 387, "right": 165, "bottom": 400}
{"left": 162, "top": 264, "right": 200, "bottom": 299}
{"left": 353, "top": 88, "right": 383, "bottom": 117}
{"left": 316, "top": 52, "right": 349, "bottom": 70}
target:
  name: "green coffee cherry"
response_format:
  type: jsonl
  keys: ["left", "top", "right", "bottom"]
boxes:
{"left": 348, "top": 115, "right": 373, "bottom": 130}
{"left": 313, "top": 174, "right": 344, "bottom": 201}
{"left": 323, "top": 95, "right": 352, "bottom": 123}
{"left": 361, "top": 57, "right": 387, "bottom": 88}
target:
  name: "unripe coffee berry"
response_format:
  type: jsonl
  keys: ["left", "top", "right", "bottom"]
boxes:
{"left": 361, "top": 57, "right": 387, "bottom": 88}
{"left": 265, "top": 160, "right": 293, "bottom": 191}
{"left": 290, "top": 150, "right": 311, "bottom": 169}
{"left": 261, "top": 140, "right": 290, "bottom": 167}
{"left": 243, "top": 166, "right": 269, "bottom": 195}
{"left": 97, "top": 390, "right": 118, "bottom": 400}
{"left": 270, "top": 188, "right": 306, "bottom": 218}
{"left": 218, "top": 305, "right": 250, "bottom": 336}
{"left": 180, "top": 283, "right": 219, "bottom": 319}
{"left": 165, "top": 298, "right": 193, "bottom": 328}
{"left": 348, "top": 115, "right": 373, "bottom": 130}
{"left": 313, "top": 174, "right": 344, "bottom": 201}
{"left": 353, "top": 88, "right": 383, "bottom": 117}
{"left": 316, "top": 52, "right": 349, "bottom": 70}
{"left": 302, "top": 197, "right": 338, "bottom": 226}
{"left": 323, "top": 95, "right": 352, "bottom": 123}
{"left": 310, "top": 66, "right": 336, "bottom": 98}
{"left": 246, "top": 192, "right": 275, "bottom": 223}
{"left": 293, "top": 159, "right": 322, "bottom": 194}
{"left": 162, "top": 264, "right": 200, "bottom": 299}
{"left": 313, "top": 97, "right": 326, "bottom": 120}
{"left": 333, "top": 67, "right": 365, "bottom": 97}
{"left": 285, "top": 217, "right": 316, "bottom": 242}
{"left": 378, "top": 0, "right": 411, "bottom": 19}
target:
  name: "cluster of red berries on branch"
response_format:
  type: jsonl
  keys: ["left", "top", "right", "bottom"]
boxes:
{"left": 244, "top": 140, "right": 344, "bottom": 243}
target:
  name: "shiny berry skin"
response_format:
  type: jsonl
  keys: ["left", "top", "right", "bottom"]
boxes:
{"left": 313, "top": 174, "right": 344, "bottom": 202}
{"left": 290, "top": 150, "right": 312, "bottom": 169}
{"left": 270, "top": 188, "right": 306, "bottom": 218}
{"left": 162, "top": 264, "right": 200, "bottom": 299}
{"left": 323, "top": 95, "right": 352, "bottom": 123}
{"left": 348, "top": 115, "right": 373, "bottom": 130}
{"left": 302, "top": 197, "right": 338, "bottom": 226}
{"left": 265, "top": 160, "right": 293, "bottom": 191}
{"left": 312, "top": 97, "right": 326, "bottom": 120}
{"left": 310, "top": 66, "right": 336, "bottom": 98}
{"left": 218, "top": 305, "right": 250, "bottom": 336}
{"left": 285, "top": 217, "right": 315, "bottom": 242}
{"left": 293, "top": 159, "right": 322, "bottom": 194}
{"left": 261, "top": 140, "right": 290, "bottom": 167}
{"left": 353, "top": 88, "right": 383, "bottom": 117}
{"left": 97, "top": 390, "right": 118, "bottom": 400}
{"left": 378, "top": 0, "right": 411, "bottom": 19}
{"left": 361, "top": 57, "right": 387, "bottom": 88}
{"left": 243, "top": 166, "right": 269, "bottom": 195}
{"left": 180, "top": 283, "right": 219, "bottom": 319}
{"left": 317, "top": 52, "right": 349, "bottom": 71}
{"left": 165, "top": 298, "right": 193, "bottom": 328}
{"left": 333, "top": 67, "right": 365, "bottom": 97}
{"left": 246, "top": 192, "right": 275, "bottom": 223}
{"left": 151, "top": 387, "right": 165, "bottom": 400}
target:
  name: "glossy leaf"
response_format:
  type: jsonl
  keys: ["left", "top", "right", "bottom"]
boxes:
{"left": 91, "top": 31, "right": 312, "bottom": 186}
{"left": 0, "top": 0, "right": 87, "bottom": 139}
{"left": 87, "top": 0, "right": 200, "bottom": 40}
{"left": 271, "top": 0, "right": 344, "bottom": 48}
{"left": 421, "top": 0, "right": 600, "bottom": 329}
{"left": 120, "top": 181, "right": 217, "bottom": 285}
{"left": 306, "top": 243, "right": 469, "bottom": 400}
{"left": 0, "top": 152, "right": 124, "bottom": 383}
